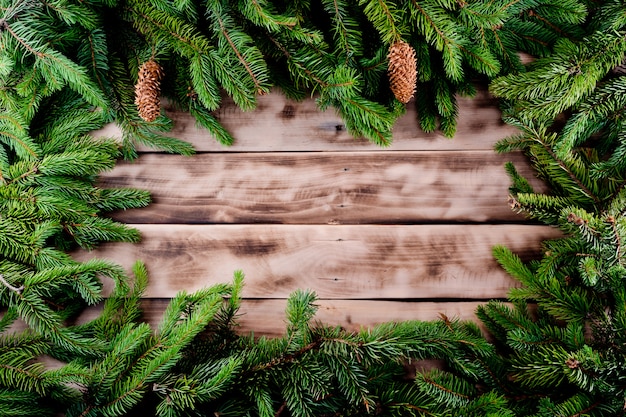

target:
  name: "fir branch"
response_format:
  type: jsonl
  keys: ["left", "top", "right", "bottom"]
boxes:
{"left": 1, "top": 20, "right": 40, "bottom": 56}
{"left": 336, "top": 95, "right": 394, "bottom": 146}
{"left": 188, "top": 104, "right": 234, "bottom": 146}
{"left": 322, "top": 0, "right": 363, "bottom": 60}
{"left": 34, "top": 48, "right": 108, "bottom": 108}
{"left": 537, "top": 141, "right": 600, "bottom": 205}
{"left": 188, "top": 54, "right": 220, "bottom": 111}
{"left": 82, "top": 29, "right": 109, "bottom": 94}
{"left": 237, "top": 0, "right": 298, "bottom": 31}
{"left": 493, "top": 245, "right": 535, "bottom": 284}
{"left": 266, "top": 34, "right": 330, "bottom": 88}
{"left": 559, "top": 77, "right": 626, "bottom": 155}
{"left": 414, "top": 369, "right": 472, "bottom": 408}
{"left": 85, "top": 323, "right": 152, "bottom": 407}
{"left": 407, "top": 0, "right": 464, "bottom": 80}
{"left": 0, "top": 128, "right": 39, "bottom": 162}
{"left": 250, "top": 339, "right": 325, "bottom": 374}
{"left": 491, "top": 31, "right": 626, "bottom": 120}
{"left": 501, "top": 115, "right": 602, "bottom": 206}
{"left": 525, "top": 8, "right": 574, "bottom": 39}
{"left": 457, "top": 41, "right": 501, "bottom": 77}
{"left": 124, "top": 1, "right": 213, "bottom": 58}
{"left": 0, "top": 361, "right": 48, "bottom": 395}
{"left": 214, "top": 14, "right": 264, "bottom": 95}
{"left": 207, "top": 7, "right": 270, "bottom": 109}
{"left": 12, "top": 288, "right": 100, "bottom": 356}
{"left": 1, "top": 15, "right": 107, "bottom": 108}
{"left": 359, "top": 0, "right": 402, "bottom": 44}
{"left": 40, "top": 0, "right": 99, "bottom": 30}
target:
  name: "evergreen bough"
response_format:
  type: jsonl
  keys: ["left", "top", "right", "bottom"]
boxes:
{"left": 481, "top": 2, "right": 626, "bottom": 414}
{"left": 1, "top": 0, "right": 583, "bottom": 150}
{"left": 2, "top": 0, "right": 626, "bottom": 416}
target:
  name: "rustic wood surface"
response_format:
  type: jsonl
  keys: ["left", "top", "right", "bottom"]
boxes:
{"left": 79, "top": 90, "right": 557, "bottom": 337}
{"left": 102, "top": 151, "right": 536, "bottom": 224}
{"left": 66, "top": 300, "right": 494, "bottom": 339}
{"left": 96, "top": 88, "right": 518, "bottom": 152}
{"left": 74, "top": 224, "right": 561, "bottom": 300}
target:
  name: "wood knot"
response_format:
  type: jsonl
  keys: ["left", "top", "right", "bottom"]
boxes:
{"left": 281, "top": 104, "right": 296, "bottom": 119}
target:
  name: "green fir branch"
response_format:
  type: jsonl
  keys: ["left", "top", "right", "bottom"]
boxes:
{"left": 359, "top": 0, "right": 403, "bottom": 44}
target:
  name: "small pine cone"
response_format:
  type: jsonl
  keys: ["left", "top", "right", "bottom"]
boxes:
{"left": 135, "top": 59, "right": 164, "bottom": 122}
{"left": 388, "top": 40, "right": 417, "bottom": 104}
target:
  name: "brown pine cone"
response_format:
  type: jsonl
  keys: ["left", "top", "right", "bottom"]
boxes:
{"left": 135, "top": 59, "right": 164, "bottom": 122}
{"left": 388, "top": 41, "right": 417, "bottom": 104}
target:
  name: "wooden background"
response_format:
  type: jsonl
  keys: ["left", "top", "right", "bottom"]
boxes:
{"left": 76, "top": 88, "right": 561, "bottom": 337}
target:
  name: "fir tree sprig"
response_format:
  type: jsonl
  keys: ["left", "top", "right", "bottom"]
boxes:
{"left": 485, "top": 3, "right": 626, "bottom": 414}
{"left": 4, "top": 2, "right": 626, "bottom": 416}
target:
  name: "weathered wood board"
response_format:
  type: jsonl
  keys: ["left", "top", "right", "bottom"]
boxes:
{"left": 80, "top": 90, "right": 557, "bottom": 337}
{"left": 70, "top": 300, "right": 495, "bottom": 339}
{"left": 96, "top": 88, "right": 519, "bottom": 152}
{"left": 75, "top": 224, "right": 561, "bottom": 300}
{"left": 102, "top": 151, "right": 536, "bottom": 224}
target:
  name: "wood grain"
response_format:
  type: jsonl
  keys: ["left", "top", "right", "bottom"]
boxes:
{"left": 73, "top": 224, "right": 562, "bottom": 300}
{"left": 148, "top": 299, "right": 501, "bottom": 338}
{"left": 64, "top": 299, "right": 492, "bottom": 338}
{"left": 94, "top": 89, "right": 517, "bottom": 152}
{"left": 101, "top": 151, "right": 540, "bottom": 224}
{"left": 6, "top": 300, "right": 494, "bottom": 338}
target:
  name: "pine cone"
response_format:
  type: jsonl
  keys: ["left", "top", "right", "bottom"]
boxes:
{"left": 135, "top": 59, "right": 164, "bottom": 122}
{"left": 388, "top": 41, "right": 417, "bottom": 104}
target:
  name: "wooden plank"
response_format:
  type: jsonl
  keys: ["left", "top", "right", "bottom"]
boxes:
{"left": 61, "top": 300, "right": 492, "bottom": 339}
{"left": 95, "top": 89, "right": 517, "bottom": 152}
{"left": 144, "top": 299, "right": 492, "bottom": 337}
{"left": 72, "top": 224, "right": 562, "bottom": 300}
{"left": 100, "top": 151, "right": 540, "bottom": 224}
{"left": 5, "top": 300, "right": 495, "bottom": 339}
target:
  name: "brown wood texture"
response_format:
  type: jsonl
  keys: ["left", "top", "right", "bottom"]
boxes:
{"left": 82, "top": 90, "right": 556, "bottom": 336}
{"left": 7, "top": 300, "right": 493, "bottom": 339}
{"left": 64, "top": 300, "right": 493, "bottom": 339}
{"left": 73, "top": 224, "right": 561, "bottom": 300}
{"left": 95, "top": 88, "right": 518, "bottom": 152}
{"left": 102, "top": 151, "right": 537, "bottom": 224}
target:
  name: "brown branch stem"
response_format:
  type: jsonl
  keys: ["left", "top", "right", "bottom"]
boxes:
{"left": 0, "top": 274, "right": 24, "bottom": 294}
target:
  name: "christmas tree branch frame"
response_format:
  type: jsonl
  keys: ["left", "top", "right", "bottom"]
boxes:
{"left": 1, "top": 0, "right": 626, "bottom": 415}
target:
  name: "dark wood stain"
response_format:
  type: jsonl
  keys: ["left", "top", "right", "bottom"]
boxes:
{"left": 427, "top": 262, "right": 442, "bottom": 279}
{"left": 273, "top": 275, "right": 294, "bottom": 288}
{"left": 229, "top": 238, "right": 280, "bottom": 256}
{"left": 267, "top": 157, "right": 298, "bottom": 167}
{"left": 281, "top": 104, "right": 296, "bottom": 119}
